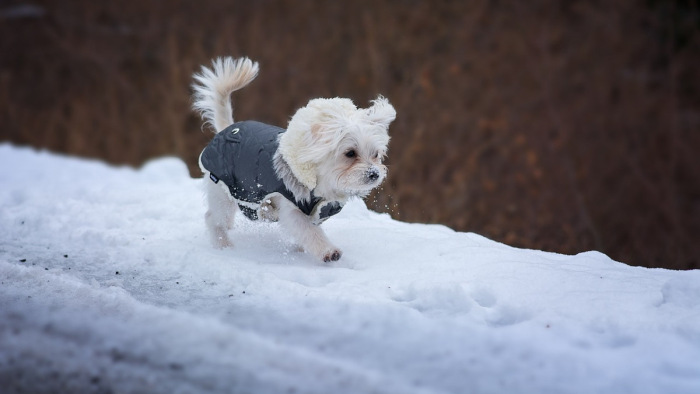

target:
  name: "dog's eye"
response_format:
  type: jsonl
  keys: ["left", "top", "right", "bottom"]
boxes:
{"left": 345, "top": 150, "right": 357, "bottom": 159}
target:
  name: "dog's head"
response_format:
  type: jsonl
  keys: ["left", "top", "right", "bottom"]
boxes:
{"left": 279, "top": 96, "right": 395, "bottom": 200}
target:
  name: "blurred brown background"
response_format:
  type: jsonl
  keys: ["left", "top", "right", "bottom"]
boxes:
{"left": 1, "top": 0, "right": 698, "bottom": 269}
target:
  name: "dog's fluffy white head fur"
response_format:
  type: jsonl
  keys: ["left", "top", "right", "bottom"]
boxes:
{"left": 277, "top": 96, "right": 396, "bottom": 202}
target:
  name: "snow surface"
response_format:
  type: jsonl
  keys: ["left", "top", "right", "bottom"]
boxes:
{"left": 1, "top": 143, "right": 699, "bottom": 394}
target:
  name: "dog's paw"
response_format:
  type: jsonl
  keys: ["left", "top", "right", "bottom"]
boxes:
{"left": 213, "top": 235, "right": 233, "bottom": 249}
{"left": 322, "top": 249, "right": 342, "bottom": 263}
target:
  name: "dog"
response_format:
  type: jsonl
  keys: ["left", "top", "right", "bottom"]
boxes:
{"left": 192, "top": 57, "right": 396, "bottom": 262}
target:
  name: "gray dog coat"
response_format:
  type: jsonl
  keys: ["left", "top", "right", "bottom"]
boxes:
{"left": 199, "top": 121, "right": 343, "bottom": 224}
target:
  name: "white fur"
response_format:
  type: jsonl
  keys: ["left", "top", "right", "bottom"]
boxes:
{"left": 192, "top": 56, "right": 395, "bottom": 262}
{"left": 203, "top": 177, "right": 237, "bottom": 248}
{"left": 278, "top": 97, "right": 395, "bottom": 195}
{"left": 192, "top": 57, "right": 259, "bottom": 132}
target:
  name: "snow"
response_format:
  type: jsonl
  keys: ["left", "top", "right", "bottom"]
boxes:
{"left": 1, "top": 143, "right": 699, "bottom": 394}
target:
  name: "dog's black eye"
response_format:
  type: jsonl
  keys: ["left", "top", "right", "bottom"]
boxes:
{"left": 345, "top": 150, "right": 357, "bottom": 158}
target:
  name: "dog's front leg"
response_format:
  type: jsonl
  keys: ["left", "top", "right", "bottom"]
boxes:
{"left": 276, "top": 199, "right": 341, "bottom": 262}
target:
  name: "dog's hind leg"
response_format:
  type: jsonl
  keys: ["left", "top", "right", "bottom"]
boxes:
{"left": 204, "top": 177, "right": 236, "bottom": 248}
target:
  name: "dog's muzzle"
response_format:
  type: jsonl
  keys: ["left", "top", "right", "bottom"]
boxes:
{"left": 365, "top": 168, "right": 380, "bottom": 183}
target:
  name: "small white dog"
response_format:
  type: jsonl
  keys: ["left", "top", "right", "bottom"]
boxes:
{"left": 192, "top": 57, "right": 395, "bottom": 262}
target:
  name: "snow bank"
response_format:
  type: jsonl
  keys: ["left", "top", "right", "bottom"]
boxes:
{"left": 1, "top": 144, "right": 699, "bottom": 393}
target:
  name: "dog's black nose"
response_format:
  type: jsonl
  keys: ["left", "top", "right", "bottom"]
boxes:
{"left": 367, "top": 168, "right": 380, "bottom": 182}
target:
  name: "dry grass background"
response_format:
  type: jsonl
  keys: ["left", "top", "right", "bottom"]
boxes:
{"left": 1, "top": 0, "right": 698, "bottom": 269}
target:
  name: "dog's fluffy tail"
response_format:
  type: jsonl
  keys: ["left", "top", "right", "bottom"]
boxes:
{"left": 192, "top": 57, "right": 259, "bottom": 133}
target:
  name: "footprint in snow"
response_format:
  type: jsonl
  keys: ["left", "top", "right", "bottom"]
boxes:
{"left": 391, "top": 283, "right": 533, "bottom": 327}
{"left": 390, "top": 282, "right": 473, "bottom": 315}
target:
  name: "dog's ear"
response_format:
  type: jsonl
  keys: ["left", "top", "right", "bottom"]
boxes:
{"left": 310, "top": 123, "right": 324, "bottom": 138}
{"left": 365, "top": 96, "right": 396, "bottom": 129}
{"left": 306, "top": 98, "right": 356, "bottom": 143}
